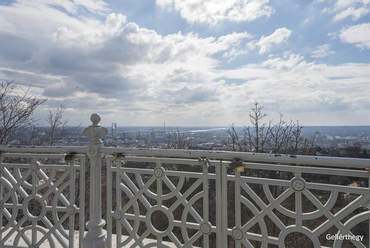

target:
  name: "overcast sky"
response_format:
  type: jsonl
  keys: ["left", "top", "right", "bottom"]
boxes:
{"left": 0, "top": 0, "right": 369, "bottom": 126}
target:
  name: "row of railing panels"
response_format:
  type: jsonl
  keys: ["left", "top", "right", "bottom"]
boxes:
{"left": 0, "top": 145, "right": 369, "bottom": 248}
{"left": 0, "top": 113, "right": 369, "bottom": 248}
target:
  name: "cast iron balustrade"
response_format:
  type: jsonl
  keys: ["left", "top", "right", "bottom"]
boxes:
{"left": 0, "top": 114, "right": 369, "bottom": 248}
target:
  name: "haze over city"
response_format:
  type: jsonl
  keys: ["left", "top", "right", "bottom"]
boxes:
{"left": 0, "top": 0, "right": 369, "bottom": 126}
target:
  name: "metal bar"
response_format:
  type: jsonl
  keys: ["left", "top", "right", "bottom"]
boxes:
{"left": 69, "top": 159, "right": 76, "bottom": 248}
{"left": 2, "top": 145, "right": 368, "bottom": 168}
{"left": 116, "top": 160, "right": 122, "bottom": 248}
{"left": 99, "top": 147, "right": 370, "bottom": 168}
{"left": 295, "top": 173, "right": 302, "bottom": 228}
{"left": 0, "top": 153, "right": 3, "bottom": 247}
{"left": 0, "top": 145, "right": 88, "bottom": 153}
{"left": 1, "top": 153, "right": 84, "bottom": 159}
{"left": 202, "top": 159, "right": 209, "bottom": 248}
{"left": 0, "top": 163, "right": 81, "bottom": 169}
{"left": 235, "top": 169, "right": 241, "bottom": 248}
{"left": 119, "top": 156, "right": 203, "bottom": 165}
{"left": 107, "top": 157, "right": 112, "bottom": 248}
{"left": 79, "top": 156, "right": 86, "bottom": 247}
{"left": 221, "top": 161, "right": 228, "bottom": 248}
{"left": 108, "top": 157, "right": 369, "bottom": 178}
{"left": 368, "top": 168, "right": 370, "bottom": 247}
{"left": 216, "top": 162, "right": 222, "bottom": 248}
{"left": 156, "top": 160, "right": 162, "bottom": 207}
{"left": 239, "top": 161, "right": 369, "bottom": 178}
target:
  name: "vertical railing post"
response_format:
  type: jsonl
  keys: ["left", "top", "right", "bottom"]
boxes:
{"left": 216, "top": 160, "right": 228, "bottom": 248}
{"left": 82, "top": 113, "right": 108, "bottom": 248}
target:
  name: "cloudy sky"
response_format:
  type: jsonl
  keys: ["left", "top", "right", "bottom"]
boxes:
{"left": 0, "top": 0, "right": 369, "bottom": 126}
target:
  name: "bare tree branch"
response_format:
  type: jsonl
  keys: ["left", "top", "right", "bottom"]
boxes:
{"left": 226, "top": 102, "right": 317, "bottom": 154}
{"left": 0, "top": 81, "right": 46, "bottom": 144}
{"left": 47, "top": 104, "right": 67, "bottom": 146}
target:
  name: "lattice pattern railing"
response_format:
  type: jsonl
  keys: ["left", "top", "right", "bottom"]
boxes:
{"left": 223, "top": 161, "right": 370, "bottom": 248}
{"left": 0, "top": 142, "right": 370, "bottom": 248}
{"left": 1, "top": 113, "right": 370, "bottom": 248}
{"left": 0, "top": 146, "right": 369, "bottom": 248}
{"left": 0, "top": 152, "right": 85, "bottom": 248}
{"left": 102, "top": 150, "right": 370, "bottom": 248}
{"left": 106, "top": 156, "right": 217, "bottom": 248}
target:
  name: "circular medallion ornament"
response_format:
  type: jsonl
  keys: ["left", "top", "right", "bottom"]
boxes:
{"left": 232, "top": 228, "right": 244, "bottom": 240}
{"left": 146, "top": 206, "right": 174, "bottom": 237}
{"left": 200, "top": 222, "right": 212, "bottom": 234}
{"left": 290, "top": 178, "right": 305, "bottom": 192}
{"left": 24, "top": 195, "right": 46, "bottom": 221}
{"left": 278, "top": 226, "right": 320, "bottom": 248}
{"left": 153, "top": 167, "right": 165, "bottom": 178}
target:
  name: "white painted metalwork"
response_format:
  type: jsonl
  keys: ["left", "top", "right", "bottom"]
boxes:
{"left": 82, "top": 113, "right": 108, "bottom": 248}
{"left": 0, "top": 113, "right": 369, "bottom": 248}
{"left": 104, "top": 151, "right": 370, "bottom": 247}
{"left": 0, "top": 152, "right": 85, "bottom": 248}
{"left": 106, "top": 155, "right": 215, "bottom": 248}
{"left": 223, "top": 161, "right": 370, "bottom": 248}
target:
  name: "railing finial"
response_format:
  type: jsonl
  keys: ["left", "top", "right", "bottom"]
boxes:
{"left": 82, "top": 113, "right": 108, "bottom": 248}
{"left": 90, "top": 113, "right": 101, "bottom": 126}
{"left": 83, "top": 113, "right": 107, "bottom": 145}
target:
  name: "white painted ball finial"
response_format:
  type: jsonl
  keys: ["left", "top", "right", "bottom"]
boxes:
{"left": 83, "top": 113, "right": 108, "bottom": 145}
{"left": 90, "top": 113, "right": 101, "bottom": 126}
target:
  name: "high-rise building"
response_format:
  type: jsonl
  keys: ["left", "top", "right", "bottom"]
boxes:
{"left": 111, "top": 122, "right": 117, "bottom": 138}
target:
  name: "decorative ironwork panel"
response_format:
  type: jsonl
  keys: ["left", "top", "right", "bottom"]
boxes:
{"left": 0, "top": 153, "right": 85, "bottom": 248}
{"left": 107, "top": 156, "right": 218, "bottom": 248}
{"left": 225, "top": 161, "right": 370, "bottom": 248}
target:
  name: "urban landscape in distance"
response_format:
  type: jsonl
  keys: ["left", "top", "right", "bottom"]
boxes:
{"left": 12, "top": 122, "right": 370, "bottom": 158}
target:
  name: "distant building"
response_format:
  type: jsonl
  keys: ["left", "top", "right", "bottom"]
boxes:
{"left": 111, "top": 123, "right": 117, "bottom": 138}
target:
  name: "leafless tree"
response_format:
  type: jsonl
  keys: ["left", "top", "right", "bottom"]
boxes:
{"left": 0, "top": 81, "right": 46, "bottom": 144}
{"left": 227, "top": 102, "right": 317, "bottom": 155}
{"left": 244, "top": 102, "right": 271, "bottom": 152}
{"left": 167, "top": 129, "right": 191, "bottom": 149}
{"left": 227, "top": 124, "right": 241, "bottom": 151}
{"left": 268, "top": 114, "right": 294, "bottom": 153}
{"left": 47, "top": 105, "right": 67, "bottom": 146}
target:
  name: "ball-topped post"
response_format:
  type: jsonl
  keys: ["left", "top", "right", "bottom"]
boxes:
{"left": 82, "top": 113, "right": 108, "bottom": 248}
{"left": 90, "top": 113, "right": 101, "bottom": 126}
{"left": 83, "top": 114, "right": 107, "bottom": 145}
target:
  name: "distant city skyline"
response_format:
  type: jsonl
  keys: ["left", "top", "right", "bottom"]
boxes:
{"left": 0, "top": 0, "right": 369, "bottom": 126}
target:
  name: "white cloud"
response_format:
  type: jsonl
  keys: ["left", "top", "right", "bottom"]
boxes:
{"left": 0, "top": 0, "right": 253, "bottom": 125}
{"left": 334, "top": 0, "right": 369, "bottom": 10}
{"left": 155, "top": 0, "right": 274, "bottom": 24}
{"left": 0, "top": 1, "right": 370, "bottom": 125}
{"left": 334, "top": 7, "right": 369, "bottom": 21}
{"left": 16, "top": 0, "right": 109, "bottom": 15}
{"left": 0, "top": 0, "right": 106, "bottom": 41}
{"left": 52, "top": 13, "right": 127, "bottom": 48}
{"left": 73, "top": 0, "right": 109, "bottom": 14}
{"left": 311, "top": 44, "right": 335, "bottom": 58}
{"left": 340, "top": 23, "right": 370, "bottom": 49}
{"left": 327, "top": 0, "right": 370, "bottom": 22}
{"left": 217, "top": 53, "right": 370, "bottom": 125}
{"left": 248, "top": 28, "right": 292, "bottom": 54}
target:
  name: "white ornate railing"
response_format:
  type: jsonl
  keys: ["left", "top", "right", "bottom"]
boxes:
{"left": 1, "top": 114, "right": 370, "bottom": 248}
{"left": 0, "top": 152, "right": 85, "bottom": 248}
